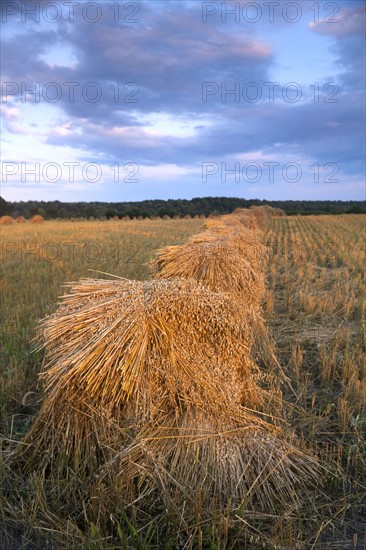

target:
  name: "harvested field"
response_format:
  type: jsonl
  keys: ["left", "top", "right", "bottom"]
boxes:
{"left": 1, "top": 213, "right": 365, "bottom": 549}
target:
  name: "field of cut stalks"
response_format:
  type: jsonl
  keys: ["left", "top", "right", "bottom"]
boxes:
{"left": 1, "top": 213, "right": 365, "bottom": 549}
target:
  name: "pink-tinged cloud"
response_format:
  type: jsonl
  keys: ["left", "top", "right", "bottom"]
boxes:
{"left": 52, "top": 123, "right": 73, "bottom": 137}
{"left": 0, "top": 104, "right": 20, "bottom": 120}
{"left": 309, "top": 6, "right": 365, "bottom": 37}
{"left": 89, "top": 24, "right": 271, "bottom": 73}
{"left": 0, "top": 104, "right": 29, "bottom": 134}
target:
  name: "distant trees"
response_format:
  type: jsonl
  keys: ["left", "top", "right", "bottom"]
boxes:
{"left": 2, "top": 197, "right": 365, "bottom": 220}
{"left": 85, "top": 205, "right": 98, "bottom": 219}
{"left": 0, "top": 197, "right": 11, "bottom": 216}
{"left": 105, "top": 209, "right": 118, "bottom": 219}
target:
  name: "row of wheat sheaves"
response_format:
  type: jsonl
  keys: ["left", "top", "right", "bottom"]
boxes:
{"left": 12, "top": 206, "right": 318, "bottom": 540}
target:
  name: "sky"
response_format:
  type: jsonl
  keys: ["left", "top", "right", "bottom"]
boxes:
{"left": 1, "top": 0, "right": 365, "bottom": 202}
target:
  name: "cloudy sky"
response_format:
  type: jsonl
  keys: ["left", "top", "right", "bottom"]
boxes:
{"left": 1, "top": 0, "right": 365, "bottom": 202}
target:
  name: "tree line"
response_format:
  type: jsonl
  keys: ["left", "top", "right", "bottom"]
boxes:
{"left": 1, "top": 196, "right": 365, "bottom": 219}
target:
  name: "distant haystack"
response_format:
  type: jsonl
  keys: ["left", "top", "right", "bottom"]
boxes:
{"left": 230, "top": 208, "right": 259, "bottom": 229}
{"left": 0, "top": 215, "right": 14, "bottom": 225}
{"left": 31, "top": 214, "right": 44, "bottom": 224}
{"left": 248, "top": 205, "right": 286, "bottom": 227}
{"left": 248, "top": 206, "right": 271, "bottom": 228}
{"left": 271, "top": 207, "right": 286, "bottom": 217}
{"left": 204, "top": 209, "right": 272, "bottom": 232}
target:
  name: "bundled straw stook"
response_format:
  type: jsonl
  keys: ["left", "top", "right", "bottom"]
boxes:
{"left": 17, "top": 278, "right": 265, "bottom": 473}
{"left": 39, "top": 277, "right": 263, "bottom": 414}
{"left": 150, "top": 227, "right": 266, "bottom": 310}
{"left": 14, "top": 276, "right": 316, "bottom": 519}
{"left": 208, "top": 209, "right": 260, "bottom": 231}
{"left": 248, "top": 205, "right": 285, "bottom": 228}
{"left": 106, "top": 411, "right": 316, "bottom": 519}
{"left": 149, "top": 222, "right": 275, "bottom": 374}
